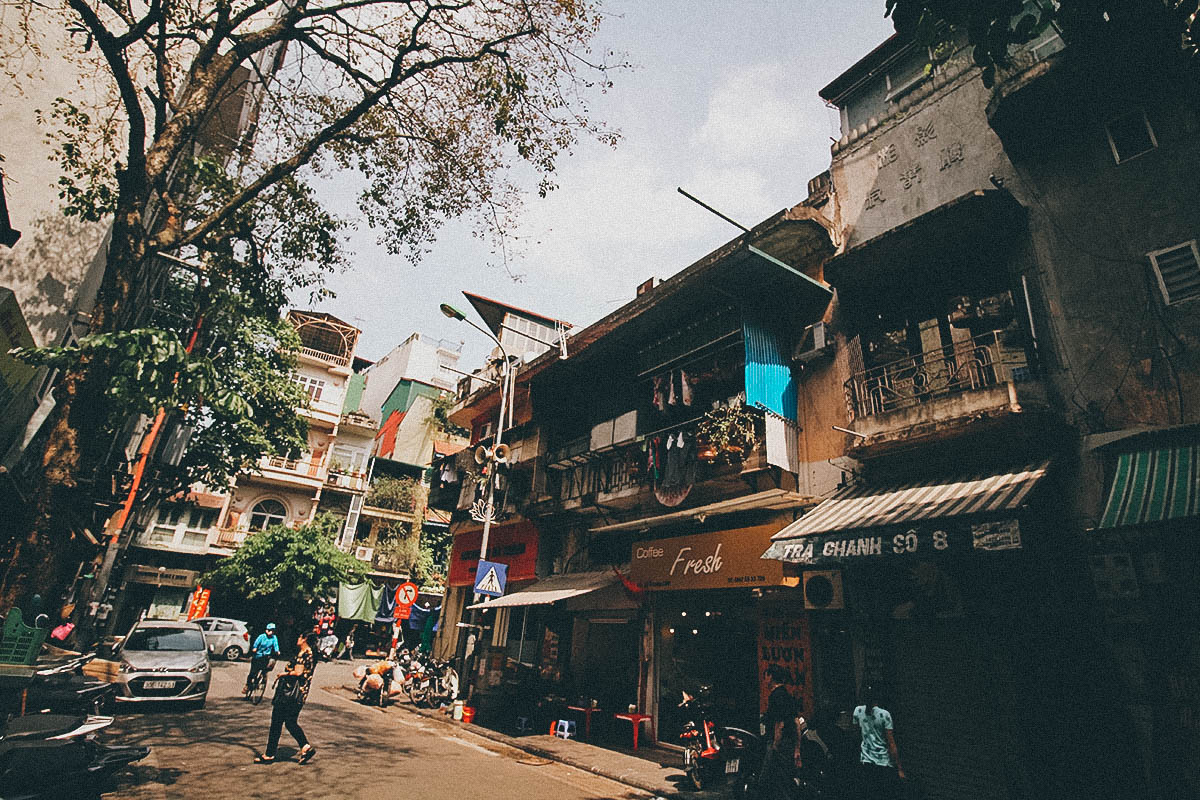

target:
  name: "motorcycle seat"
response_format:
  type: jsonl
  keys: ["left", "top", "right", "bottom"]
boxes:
{"left": 1, "top": 714, "right": 87, "bottom": 741}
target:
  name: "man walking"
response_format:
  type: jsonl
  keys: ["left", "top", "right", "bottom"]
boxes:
{"left": 244, "top": 622, "right": 280, "bottom": 696}
{"left": 757, "top": 664, "right": 802, "bottom": 799}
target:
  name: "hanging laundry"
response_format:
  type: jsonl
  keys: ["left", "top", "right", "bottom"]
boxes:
{"left": 764, "top": 411, "right": 802, "bottom": 474}
{"left": 652, "top": 376, "right": 667, "bottom": 411}
{"left": 667, "top": 372, "right": 677, "bottom": 406}
{"left": 680, "top": 370, "right": 693, "bottom": 406}
{"left": 338, "top": 581, "right": 382, "bottom": 623}
{"left": 440, "top": 463, "right": 459, "bottom": 483}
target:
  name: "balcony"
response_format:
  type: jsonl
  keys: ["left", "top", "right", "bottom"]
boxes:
{"left": 543, "top": 409, "right": 770, "bottom": 514}
{"left": 212, "top": 527, "right": 247, "bottom": 550}
{"left": 325, "top": 468, "right": 368, "bottom": 494}
{"left": 843, "top": 330, "right": 1048, "bottom": 454}
{"left": 295, "top": 345, "right": 352, "bottom": 377}
{"left": 252, "top": 454, "right": 327, "bottom": 489}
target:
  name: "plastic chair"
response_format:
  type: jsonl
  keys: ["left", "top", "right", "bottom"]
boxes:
{"left": 0, "top": 609, "right": 47, "bottom": 666}
{"left": 554, "top": 719, "right": 577, "bottom": 739}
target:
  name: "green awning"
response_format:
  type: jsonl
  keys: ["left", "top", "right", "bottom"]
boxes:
{"left": 1097, "top": 446, "right": 1200, "bottom": 529}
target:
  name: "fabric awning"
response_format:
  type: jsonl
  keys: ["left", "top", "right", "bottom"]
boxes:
{"left": 764, "top": 462, "right": 1049, "bottom": 556}
{"left": 1097, "top": 446, "right": 1199, "bottom": 529}
{"left": 467, "top": 571, "right": 619, "bottom": 610}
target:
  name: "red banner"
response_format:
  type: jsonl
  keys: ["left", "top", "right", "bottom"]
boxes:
{"left": 186, "top": 587, "right": 211, "bottom": 621}
{"left": 447, "top": 522, "right": 539, "bottom": 587}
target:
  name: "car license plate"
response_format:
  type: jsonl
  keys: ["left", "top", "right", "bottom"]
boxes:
{"left": 725, "top": 758, "right": 740, "bottom": 774}
{"left": 144, "top": 680, "right": 176, "bottom": 689}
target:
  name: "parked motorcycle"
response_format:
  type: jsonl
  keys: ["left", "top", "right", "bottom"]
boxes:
{"left": 0, "top": 713, "right": 150, "bottom": 799}
{"left": 678, "top": 686, "right": 757, "bottom": 791}
{"left": 24, "top": 654, "right": 118, "bottom": 716}
{"left": 316, "top": 634, "right": 339, "bottom": 662}
{"left": 407, "top": 656, "right": 458, "bottom": 708}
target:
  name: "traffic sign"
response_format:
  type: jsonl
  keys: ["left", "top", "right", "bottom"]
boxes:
{"left": 474, "top": 560, "right": 507, "bottom": 598}
{"left": 395, "top": 581, "right": 419, "bottom": 607}
{"left": 394, "top": 581, "right": 419, "bottom": 620}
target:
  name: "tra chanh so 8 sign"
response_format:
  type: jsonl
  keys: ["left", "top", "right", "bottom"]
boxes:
{"left": 764, "top": 519, "right": 1022, "bottom": 565}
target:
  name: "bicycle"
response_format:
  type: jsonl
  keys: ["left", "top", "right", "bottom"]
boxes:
{"left": 245, "top": 658, "right": 275, "bottom": 705}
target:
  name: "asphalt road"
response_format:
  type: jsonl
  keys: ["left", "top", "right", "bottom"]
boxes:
{"left": 103, "top": 658, "right": 652, "bottom": 800}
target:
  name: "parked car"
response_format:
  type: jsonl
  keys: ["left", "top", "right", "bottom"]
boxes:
{"left": 115, "top": 620, "right": 210, "bottom": 708}
{"left": 192, "top": 616, "right": 252, "bottom": 660}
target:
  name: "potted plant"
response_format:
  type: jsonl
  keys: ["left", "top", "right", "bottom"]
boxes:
{"left": 696, "top": 403, "right": 757, "bottom": 462}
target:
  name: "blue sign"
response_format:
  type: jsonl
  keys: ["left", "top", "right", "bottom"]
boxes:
{"left": 474, "top": 560, "right": 508, "bottom": 598}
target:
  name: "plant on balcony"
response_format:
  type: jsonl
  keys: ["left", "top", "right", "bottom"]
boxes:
{"left": 696, "top": 402, "right": 757, "bottom": 463}
{"left": 366, "top": 476, "right": 422, "bottom": 512}
{"left": 427, "top": 391, "right": 469, "bottom": 438}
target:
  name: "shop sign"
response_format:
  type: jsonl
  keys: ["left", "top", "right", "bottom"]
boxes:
{"left": 127, "top": 564, "right": 198, "bottom": 588}
{"left": 767, "top": 519, "right": 1022, "bottom": 565}
{"left": 631, "top": 524, "right": 788, "bottom": 591}
{"left": 185, "top": 587, "right": 210, "bottom": 620}
{"left": 757, "top": 603, "right": 814, "bottom": 720}
{"left": 448, "top": 521, "right": 539, "bottom": 587}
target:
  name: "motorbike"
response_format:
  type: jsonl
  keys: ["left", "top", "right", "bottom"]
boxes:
{"left": 678, "top": 686, "right": 761, "bottom": 791}
{"left": 406, "top": 656, "right": 458, "bottom": 708}
{"left": 23, "top": 654, "right": 118, "bottom": 716}
{"left": 728, "top": 716, "right": 836, "bottom": 799}
{"left": 0, "top": 713, "right": 150, "bottom": 799}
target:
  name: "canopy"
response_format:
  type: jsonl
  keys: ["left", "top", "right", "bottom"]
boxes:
{"left": 763, "top": 462, "right": 1049, "bottom": 562}
{"left": 467, "top": 571, "right": 619, "bottom": 610}
{"left": 1096, "top": 446, "right": 1199, "bottom": 529}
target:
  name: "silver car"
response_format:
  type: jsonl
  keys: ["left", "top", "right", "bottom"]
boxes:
{"left": 192, "top": 616, "right": 252, "bottom": 660}
{"left": 115, "top": 620, "right": 210, "bottom": 708}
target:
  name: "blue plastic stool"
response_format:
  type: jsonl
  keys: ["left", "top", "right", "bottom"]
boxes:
{"left": 515, "top": 716, "right": 531, "bottom": 734}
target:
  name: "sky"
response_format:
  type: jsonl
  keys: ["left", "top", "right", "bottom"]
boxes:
{"left": 310, "top": 2, "right": 897, "bottom": 369}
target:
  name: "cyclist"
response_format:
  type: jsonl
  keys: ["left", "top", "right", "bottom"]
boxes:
{"left": 243, "top": 622, "right": 280, "bottom": 696}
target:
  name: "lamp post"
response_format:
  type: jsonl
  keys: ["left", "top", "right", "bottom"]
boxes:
{"left": 439, "top": 302, "right": 514, "bottom": 696}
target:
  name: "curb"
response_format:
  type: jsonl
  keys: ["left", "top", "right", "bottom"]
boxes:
{"left": 337, "top": 684, "right": 686, "bottom": 799}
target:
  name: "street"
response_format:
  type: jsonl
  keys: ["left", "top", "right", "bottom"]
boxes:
{"left": 103, "top": 659, "right": 653, "bottom": 800}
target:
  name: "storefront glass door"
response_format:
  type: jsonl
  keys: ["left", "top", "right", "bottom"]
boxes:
{"left": 654, "top": 591, "right": 758, "bottom": 744}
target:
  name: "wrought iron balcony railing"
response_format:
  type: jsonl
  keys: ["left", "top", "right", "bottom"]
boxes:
{"left": 844, "top": 330, "right": 1034, "bottom": 421}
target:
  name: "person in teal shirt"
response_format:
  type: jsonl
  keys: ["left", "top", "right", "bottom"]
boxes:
{"left": 244, "top": 623, "right": 280, "bottom": 695}
{"left": 853, "top": 686, "right": 904, "bottom": 796}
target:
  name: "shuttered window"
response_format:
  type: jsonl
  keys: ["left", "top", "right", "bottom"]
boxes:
{"left": 1148, "top": 240, "right": 1200, "bottom": 305}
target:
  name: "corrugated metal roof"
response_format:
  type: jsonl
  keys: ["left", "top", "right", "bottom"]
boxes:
{"left": 769, "top": 462, "right": 1050, "bottom": 540}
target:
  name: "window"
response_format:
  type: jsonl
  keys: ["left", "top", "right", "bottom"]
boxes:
{"left": 156, "top": 505, "right": 184, "bottom": 525}
{"left": 1149, "top": 241, "right": 1200, "bottom": 305}
{"left": 187, "top": 508, "right": 218, "bottom": 530}
{"left": 331, "top": 444, "right": 367, "bottom": 474}
{"left": 293, "top": 374, "right": 326, "bottom": 403}
{"left": 248, "top": 499, "right": 288, "bottom": 531}
{"left": 1105, "top": 110, "right": 1157, "bottom": 164}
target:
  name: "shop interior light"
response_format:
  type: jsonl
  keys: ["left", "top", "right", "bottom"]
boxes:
{"left": 704, "top": 611, "right": 711, "bottom": 617}
{"left": 668, "top": 628, "right": 675, "bottom": 634}
{"left": 692, "top": 629, "right": 698, "bottom": 635}
{"left": 680, "top": 611, "right": 686, "bottom": 617}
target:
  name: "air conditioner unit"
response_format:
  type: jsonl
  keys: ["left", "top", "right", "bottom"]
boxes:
{"left": 354, "top": 546, "right": 374, "bottom": 561}
{"left": 795, "top": 322, "right": 834, "bottom": 365}
{"left": 803, "top": 570, "right": 844, "bottom": 610}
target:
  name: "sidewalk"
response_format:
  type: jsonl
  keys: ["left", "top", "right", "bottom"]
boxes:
{"left": 336, "top": 682, "right": 698, "bottom": 799}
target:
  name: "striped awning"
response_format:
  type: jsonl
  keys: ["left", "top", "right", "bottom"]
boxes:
{"left": 1097, "top": 446, "right": 1200, "bottom": 529}
{"left": 769, "top": 462, "right": 1050, "bottom": 541}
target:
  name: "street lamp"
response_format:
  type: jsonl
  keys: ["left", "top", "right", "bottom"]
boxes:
{"left": 441, "top": 300, "right": 516, "bottom": 697}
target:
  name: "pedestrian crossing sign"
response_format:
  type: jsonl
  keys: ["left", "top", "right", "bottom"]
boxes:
{"left": 474, "top": 560, "right": 508, "bottom": 598}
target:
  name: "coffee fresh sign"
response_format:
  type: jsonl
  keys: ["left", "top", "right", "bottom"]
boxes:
{"left": 631, "top": 524, "right": 788, "bottom": 591}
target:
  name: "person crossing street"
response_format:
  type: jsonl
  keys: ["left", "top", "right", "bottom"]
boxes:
{"left": 243, "top": 622, "right": 280, "bottom": 696}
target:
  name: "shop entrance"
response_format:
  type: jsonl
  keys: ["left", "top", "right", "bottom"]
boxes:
{"left": 574, "top": 618, "right": 639, "bottom": 711}
{"left": 654, "top": 591, "right": 758, "bottom": 743}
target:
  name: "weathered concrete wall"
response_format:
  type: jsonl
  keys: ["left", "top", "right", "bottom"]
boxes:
{"left": 1, "top": 8, "right": 111, "bottom": 346}
{"left": 827, "top": 45, "right": 1200, "bottom": 440}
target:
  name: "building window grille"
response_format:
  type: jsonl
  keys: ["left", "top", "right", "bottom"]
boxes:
{"left": 248, "top": 499, "right": 288, "bottom": 531}
{"left": 1148, "top": 240, "right": 1200, "bottom": 305}
{"left": 1105, "top": 110, "right": 1157, "bottom": 164}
